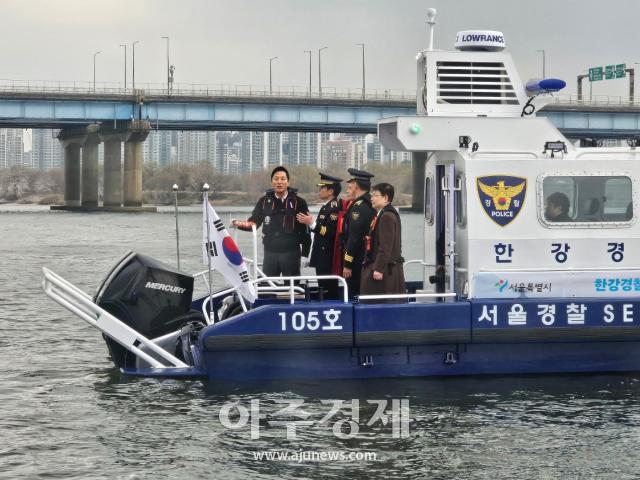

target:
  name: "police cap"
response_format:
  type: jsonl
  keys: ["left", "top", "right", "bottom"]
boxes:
{"left": 317, "top": 172, "right": 343, "bottom": 187}
{"left": 346, "top": 168, "right": 374, "bottom": 185}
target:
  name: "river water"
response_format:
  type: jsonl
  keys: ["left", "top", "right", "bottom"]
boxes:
{"left": 1, "top": 205, "right": 640, "bottom": 479}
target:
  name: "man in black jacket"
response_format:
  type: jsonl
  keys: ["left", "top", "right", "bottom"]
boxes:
{"left": 297, "top": 172, "right": 343, "bottom": 299}
{"left": 342, "top": 168, "right": 375, "bottom": 298}
{"left": 233, "top": 166, "right": 311, "bottom": 277}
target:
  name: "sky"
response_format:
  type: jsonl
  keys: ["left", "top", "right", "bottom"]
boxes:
{"left": 2, "top": 0, "right": 639, "bottom": 98}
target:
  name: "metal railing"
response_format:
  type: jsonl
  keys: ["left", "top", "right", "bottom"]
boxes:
{"left": 548, "top": 94, "right": 640, "bottom": 107}
{"left": 42, "top": 267, "right": 188, "bottom": 369}
{"left": 2, "top": 78, "right": 640, "bottom": 107}
{"left": 3, "top": 78, "right": 640, "bottom": 109}
{"left": 358, "top": 292, "right": 457, "bottom": 301}
{"left": 0, "top": 78, "right": 413, "bottom": 103}
{"left": 199, "top": 274, "right": 349, "bottom": 324}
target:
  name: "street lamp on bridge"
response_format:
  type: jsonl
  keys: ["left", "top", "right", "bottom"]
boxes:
{"left": 269, "top": 56, "right": 278, "bottom": 94}
{"left": 119, "top": 44, "right": 127, "bottom": 91}
{"left": 132, "top": 41, "right": 140, "bottom": 91}
{"left": 161, "top": 36, "right": 170, "bottom": 95}
{"left": 93, "top": 51, "right": 101, "bottom": 93}
{"left": 318, "top": 46, "right": 328, "bottom": 97}
{"left": 355, "top": 43, "right": 365, "bottom": 98}
{"left": 304, "top": 50, "right": 312, "bottom": 95}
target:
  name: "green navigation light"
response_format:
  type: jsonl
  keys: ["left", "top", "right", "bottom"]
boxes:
{"left": 410, "top": 123, "right": 421, "bottom": 134}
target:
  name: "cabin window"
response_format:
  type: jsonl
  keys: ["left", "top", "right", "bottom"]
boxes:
{"left": 424, "top": 175, "right": 434, "bottom": 224}
{"left": 541, "top": 175, "right": 633, "bottom": 225}
{"left": 455, "top": 173, "right": 467, "bottom": 227}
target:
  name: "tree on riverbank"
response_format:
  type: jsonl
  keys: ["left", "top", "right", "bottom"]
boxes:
{"left": 142, "top": 162, "right": 413, "bottom": 205}
{"left": 0, "top": 166, "right": 63, "bottom": 203}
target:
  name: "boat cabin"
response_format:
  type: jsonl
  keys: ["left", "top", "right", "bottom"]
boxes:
{"left": 379, "top": 28, "right": 639, "bottom": 303}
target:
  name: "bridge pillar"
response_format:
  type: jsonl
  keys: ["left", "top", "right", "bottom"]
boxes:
{"left": 123, "top": 122, "right": 151, "bottom": 207}
{"left": 63, "top": 143, "right": 82, "bottom": 207}
{"left": 411, "top": 151, "right": 428, "bottom": 211}
{"left": 81, "top": 131, "right": 100, "bottom": 207}
{"left": 101, "top": 135, "right": 124, "bottom": 207}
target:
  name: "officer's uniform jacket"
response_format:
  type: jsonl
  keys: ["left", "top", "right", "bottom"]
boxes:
{"left": 342, "top": 193, "right": 375, "bottom": 270}
{"left": 309, "top": 198, "right": 341, "bottom": 272}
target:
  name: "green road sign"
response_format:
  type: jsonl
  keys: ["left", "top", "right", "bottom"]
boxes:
{"left": 589, "top": 64, "right": 626, "bottom": 81}
{"left": 605, "top": 65, "right": 615, "bottom": 80}
{"left": 589, "top": 67, "right": 603, "bottom": 82}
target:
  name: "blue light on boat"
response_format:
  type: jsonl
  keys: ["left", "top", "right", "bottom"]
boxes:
{"left": 526, "top": 78, "right": 567, "bottom": 94}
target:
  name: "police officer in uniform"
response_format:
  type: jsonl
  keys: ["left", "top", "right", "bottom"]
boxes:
{"left": 233, "top": 166, "right": 311, "bottom": 277}
{"left": 342, "top": 168, "right": 375, "bottom": 298}
{"left": 297, "top": 172, "right": 343, "bottom": 299}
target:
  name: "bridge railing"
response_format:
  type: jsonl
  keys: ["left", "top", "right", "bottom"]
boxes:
{"left": 0, "top": 79, "right": 639, "bottom": 107}
{"left": 549, "top": 94, "right": 640, "bottom": 107}
{"left": 0, "top": 78, "right": 414, "bottom": 102}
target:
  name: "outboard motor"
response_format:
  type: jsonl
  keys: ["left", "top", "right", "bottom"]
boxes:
{"left": 94, "top": 251, "right": 204, "bottom": 368}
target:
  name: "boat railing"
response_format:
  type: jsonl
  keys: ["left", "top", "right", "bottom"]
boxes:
{"left": 469, "top": 150, "right": 542, "bottom": 159}
{"left": 404, "top": 259, "right": 432, "bottom": 267}
{"left": 358, "top": 292, "right": 457, "bottom": 302}
{"left": 192, "top": 259, "right": 277, "bottom": 293}
{"left": 199, "top": 274, "right": 350, "bottom": 324}
{"left": 404, "top": 259, "right": 439, "bottom": 271}
{"left": 42, "top": 267, "right": 189, "bottom": 369}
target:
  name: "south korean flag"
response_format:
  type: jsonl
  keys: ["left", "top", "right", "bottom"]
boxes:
{"left": 202, "top": 198, "right": 257, "bottom": 302}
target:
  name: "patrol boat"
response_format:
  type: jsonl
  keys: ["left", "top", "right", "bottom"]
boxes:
{"left": 43, "top": 13, "right": 640, "bottom": 380}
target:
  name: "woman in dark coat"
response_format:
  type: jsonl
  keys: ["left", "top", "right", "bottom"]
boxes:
{"left": 360, "top": 183, "right": 405, "bottom": 303}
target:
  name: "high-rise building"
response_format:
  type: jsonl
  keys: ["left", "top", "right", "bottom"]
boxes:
{"left": 32, "top": 129, "right": 63, "bottom": 171}
{"left": 157, "top": 131, "right": 173, "bottom": 166}
{"left": 297, "top": 132, "right": 319, "bottom": 167}
{"left": 317, "top": 133, "right": 330, "bottom": 168}
{"left": 223, "top": 143, "right": 242, "bottom": 174}
{"left": 177, "top": 131, "right": 215, "bottom": 165}
{"left": 366, "top": 134, "right": 385, "bottom": 164}
{"left": 143, "top": 130, "right": 161, "bottom": 165}
{"left": 0, "top": 129, "right": 24, "bottom": 168}
{"left": 322, "top": 139, "right": 353, "bottom": 169}
{"left": 281, "top": 132, "right": 293, "bottom": 166}
{"left": 251, "top": 132, "right": 266, "bottom": 172}
{"left": 266, "top": 132, "right": 282, "bottom": 166}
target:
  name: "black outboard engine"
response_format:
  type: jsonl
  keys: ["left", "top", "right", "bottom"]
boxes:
{"left": 94, "top": 251, "right": 204, "bottom": 368}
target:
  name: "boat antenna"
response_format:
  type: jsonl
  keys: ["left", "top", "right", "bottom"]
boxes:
{"left": 173, "top": 183, "right": 181, "bottom": 270}
{"left": 203, "top": 183, "right": 214, "bottom": 322}
{"left": 426, "top": 8, "right": 437, "bottom": 51}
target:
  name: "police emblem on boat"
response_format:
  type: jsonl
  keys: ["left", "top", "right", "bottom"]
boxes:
{"left": 477, "top": 175, "right": 527, "bottom": 226}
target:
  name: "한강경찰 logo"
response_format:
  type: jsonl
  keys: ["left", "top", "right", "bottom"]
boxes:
{"left": 477, "top": 175, "right": 527, "bottom": 226}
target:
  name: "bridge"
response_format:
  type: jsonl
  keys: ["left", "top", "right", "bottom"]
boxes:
{"left": 2, "top": 80, "right": 639, "bottom": 210}
{"left": 2, "top": 80, "right": 640, "bottom": 136}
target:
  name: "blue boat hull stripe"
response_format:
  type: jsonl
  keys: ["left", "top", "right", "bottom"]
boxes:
{"left": 203, "top": 332, "right": 352, "bottom": 350}
{"left": 355, "top": 329, "right": 470, "bottom": 346}
{"left": 473, "top": 326, "right": 640, "bottom": 343}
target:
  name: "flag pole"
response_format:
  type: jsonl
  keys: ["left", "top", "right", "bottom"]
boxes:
{"left": 172, "top": 183, "right": 181, "bottom": 270}
{"left": 203, "top": 183, "right": 214, "bottom": 323}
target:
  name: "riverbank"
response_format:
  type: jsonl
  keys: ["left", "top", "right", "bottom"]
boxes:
{"left": 1, "top": 191, "right": 413, "bottom": 207}
{"left": 0, "top": 162, "right": 414, "bottom": 206}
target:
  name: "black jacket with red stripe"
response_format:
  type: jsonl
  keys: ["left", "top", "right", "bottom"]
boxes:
{"left": 242, "top": 188, "right": 311, "bottom": 255}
